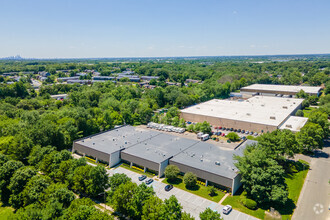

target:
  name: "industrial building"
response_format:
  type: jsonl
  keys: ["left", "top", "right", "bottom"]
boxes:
{"left": 121, "top": 133, "right": 197, "bottom": 177}
{"left": 73, "top": 125, "right": 160, "bottom": 167}
{"left": 73, "top": 125, "right": 254, "bottom": 194}
{"left": 279, "top": 116, "right": 309, "bottom": 132}
{"left": 180, "top": 96, "right": 305, "bottom": 133}
{"left": 240, "top": 84, "right": 322, "bottom": 97}
{"left": 170, "top": 140, "right": 257, "bottom": 194}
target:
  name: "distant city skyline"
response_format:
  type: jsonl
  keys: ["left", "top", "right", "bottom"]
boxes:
{"left": 1, "top": 0, "right": 330, "bottom": 58}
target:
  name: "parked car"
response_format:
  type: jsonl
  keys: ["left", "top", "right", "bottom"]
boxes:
{"left": 245, "top": 130, "right": 249, "bottom": 134}
{"left": 201, "top": 134, "right": 209, "bottom": 141}
{"left": 241, "top": 130, "right": 245, "bottom": 134}
{"left": 238, "top": 129, "right": 241, "bottom": 132}
{"left": 145, "top": 178, "right": 153, "bottom": 185}
{"left": 250, "top": 131, "right": 254, "bottom": 135}
{"left": 254, "top": 132, "right": 258, "bottom": 136}
{"left": 234, "top": 129, "right": 237, "bottom": 132}
{"left": 226, "top": 128, "right": 230, "bottom": 131}
{"left": 222, "top": 205, "right": 232, "bottom": 214}
{"left": 230, "top": 128, "right": 233, "bottom": 131}
{"left": 222, "top": 127, "right": 226, "bottom": 130}
{"left": 138, "top": 175, "right": 147, "bottom": 181}
{"left": 165, "top": 185, "right": 173, "bottom": 191}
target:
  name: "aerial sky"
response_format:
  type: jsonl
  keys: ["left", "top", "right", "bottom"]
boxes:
{"left": 0, "top": 0, "right": 330, "bottom": 58}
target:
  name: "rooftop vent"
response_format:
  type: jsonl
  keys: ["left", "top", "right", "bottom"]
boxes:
{"left": 215, "top": 161, "right": 220, "bottom": 166}
{"left": 285, "top": 124, "right": 292, "bottom": 128}
{"left": 246, "top": 113, "right": 251, "bottom": 116}
{"left": 93, "top": 143, "right": 95, "bottom": 145}
{"left": 270, "top": 116, "right": 276, "bottom": 120}
{"left": 282, "top": 106, "right": 288, "bottom": 109}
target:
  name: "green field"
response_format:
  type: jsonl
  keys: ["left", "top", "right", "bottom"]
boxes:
{"left": 303, "top": 107, "right": 316, "bottom": 118}
{"left": 0, "top": 203, "right": 14, "bottom": 220}
{"left": 278, "top": 160, "right": 309, "bottom": 220}
{"left": 162, "top": 177, "right": 225, "bottom": 203}
{"left": 222, "top": 160, "right": 309, "bottom": 220}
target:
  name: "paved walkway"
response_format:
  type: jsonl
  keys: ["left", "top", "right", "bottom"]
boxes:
{"left": 108, "top": 167, "right": 258, "bottom": 220}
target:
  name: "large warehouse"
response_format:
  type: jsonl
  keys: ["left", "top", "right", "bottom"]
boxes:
{"left": 180, "top": 96, "right": 304, "bottom": 133}
{"left": 240, "top": 84, "right": 322, "bottom": 97}
{"left": 170, "top": 140, "right": 257, "bottom": 194}
{"left": 73, "top": 125, "right": 160, "bottom": 167}
{"left": 121, "top": 133, "right": 197, "bottom": 177}
{"left": 73, "top": 125, "right": 254, "bottom": 195}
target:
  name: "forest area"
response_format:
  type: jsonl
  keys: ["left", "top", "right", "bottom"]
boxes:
{"left": 0, "top": 56, "right": 329, "bottom": 219}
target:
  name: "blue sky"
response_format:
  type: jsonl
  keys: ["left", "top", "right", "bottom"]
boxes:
{"left": 0, "top": 0, "right": 329, "bottom": 58}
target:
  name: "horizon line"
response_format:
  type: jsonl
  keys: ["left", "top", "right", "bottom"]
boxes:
{"left": 1, "top": 52, "right": 330, "bottom": 60}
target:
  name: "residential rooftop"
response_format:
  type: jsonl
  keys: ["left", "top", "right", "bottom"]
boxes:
{"left": 170, "top": 140, "right": 257, "bottom": 179}
{"left": 181, "top": 96, "right": 303, "bottom": 127}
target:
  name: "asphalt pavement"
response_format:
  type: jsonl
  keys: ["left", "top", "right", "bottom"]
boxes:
{"left": 108, "top": 167, "right": 258, "bottom": 220}
{"left": 293, "top": 142, "right": 330, "bottom": 220}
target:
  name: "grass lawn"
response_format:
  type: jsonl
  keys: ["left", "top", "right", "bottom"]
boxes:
{"left": 303, "top": 107, "right": 316, "bottom": 118}
{"left": 278, "top": 160, "right": 309, "bottom": 220}
{"left": 222, "top": 160, "right": 309, "bottom": 220}
{"left": 0, "top": 203, "right": 14, "bottom": 220}
{"left": 221, "top": 190, "right": 266, "bottom": 219}
{"left": 162, "top": 177, "right": 225, "bottom": 203}
{"left": 120, "top": 163, "right": 155, "bottom": 178}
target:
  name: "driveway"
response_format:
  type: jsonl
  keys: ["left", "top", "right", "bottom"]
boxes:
{"left": 108, "top": 167, "right": 258, "bottom": 220}
{"left": 293, "top": 141, "right": 330, "bottom": 220}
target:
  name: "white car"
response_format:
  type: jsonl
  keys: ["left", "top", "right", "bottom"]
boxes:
{"left": 222, "top": 205, "right": 232, "bottom": 214}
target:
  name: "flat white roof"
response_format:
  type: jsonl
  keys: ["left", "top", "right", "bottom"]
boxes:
{"left": 181, "top": 96, "right": 304, "bottom": 126}
{"left": 279, "top": 116, "right": 308, "bottom": 132}
{"left": 241, "top": 84, "right": 321, "bottom": 94}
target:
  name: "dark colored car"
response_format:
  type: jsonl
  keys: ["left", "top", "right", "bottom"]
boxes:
{"left": 234, "top": 129, "right": 237, "bottom": 132}
{"left": 226, "top": 128, "right": 230, "bottom": 131}
{"left": 241, "top": 130, "right": 245, "bottom": 134}
{"left": 230, "top": 128, "right": 233, "bottom": 131}
{"left": 165, "top": 184, "right": 173, "bottom": 191}
{"left": 138, "top": 175, "right": 147, "bottom": 181}
{"left": 222, "top": 127, "right": 226, "bottom": 130}
{"left": 145, "top": 178, "right": 153, "bottom": 185}
{"left": 238, "top": 129, "right": 241, "bottom": 132}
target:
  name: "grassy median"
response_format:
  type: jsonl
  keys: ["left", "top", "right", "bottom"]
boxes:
{"left": 222, "top": 160, "right": 309, "bottom": 220}
{"left": 162, "top": 177, "right": 225, "bottom": 203}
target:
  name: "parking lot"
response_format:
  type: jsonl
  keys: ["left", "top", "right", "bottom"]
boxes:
{"left": 108, "top": 166, "right": 258, "bottom": 220}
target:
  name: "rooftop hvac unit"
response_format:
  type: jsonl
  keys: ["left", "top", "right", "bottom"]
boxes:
{"left": 282, "top": 106, "right": 288, "bottom": 109}
{"left": 246, "top": 113, "right": 251, "bottom": 116}
{"left": 215, "top": 161, "right": 220, "bottom": 166}
{"left": 270, "top": 116, "right": 276, "bottom": 120}
{"left": 286, "top": 124, "right": 293, "bottom": 128}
